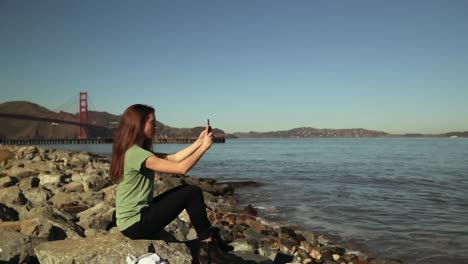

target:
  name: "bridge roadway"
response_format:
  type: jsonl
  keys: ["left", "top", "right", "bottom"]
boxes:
{"left": 0, "top": 137, "right": 225, "bottom": 145}
{"left": 0, "top": 113, "right": 106, "bottom": 129}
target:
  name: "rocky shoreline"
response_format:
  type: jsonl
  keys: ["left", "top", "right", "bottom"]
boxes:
{"left": 0, "top": 145, "right": 402, "bottom": 264}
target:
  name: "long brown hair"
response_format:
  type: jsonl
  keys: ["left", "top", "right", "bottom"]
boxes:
{"left": 109, "top": 104, "right": 155, "bottom": 183}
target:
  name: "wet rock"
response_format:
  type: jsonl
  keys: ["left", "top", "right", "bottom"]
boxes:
{"left": 243, "top": 229, "right": 267, "bottom": 241}
{"left": 258, "top": 245, "right": 277, "bottom": 260}
{"left": 185, "top": 176, "right": 234, "bottom": 196}
{"left": 231, "top": 238, "right": 257, "bottom": 252}
{"left": 244, "top": 204, "right": 258, "bottom": 216}
{"left": 222, "top": 180, "right": 263, "bottom": 188}
{"left": 293, "top": 249, "right": 310, "bottom": 263}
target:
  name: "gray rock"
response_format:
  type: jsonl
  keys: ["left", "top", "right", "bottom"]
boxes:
{"left": 32, "top": 155, "right": 44, "bottom": 162}
{"left": 82, "top": 174, "right": 111, "bottom": 191}
{"left": 49, "top": 191, "right": 84, "bottom": 210}
{"left": 77, "top": 202, "right": 115, "bottom": 230}
{"left": 38, "top": 172, "right": 63, "bottom": 185}
{"left": 84, "top": 228, "right": 109, "bottom": 237}
{"left": 301, "top": 230, "right": 319, "bottom": 246}
{"left": 63, "top": 181, "right": 84, "bottom": 192}
{"left": 70, "top": 155, "right": 87, "bottom": 169}
{"left": 47, "top": 153, "right": 57, "bottom": 161}
{"left": 231, "top": 238, "right": 257, "bottom": 252}
{"left": 0, "top": 185, "right": 22, "bottom": 206}
{"left": 18, "top": 176, "right": 40, "bottom": 191}
{"left": 79, "top": 190, "right": 105, "bottom": 207}
{"left": 0, "top": 230, "right": 46, "bottom": 263}
{"left": 71, "top": 173, "right": 84, "bottom": 182}
{"left": 5, "top": 166, "right": 38, "bottom": 178}
{"left": 24, "top": 153, "right": 34, "bottom": 160}
{"left": 293, "top": 249, "right": 311, "bottom": 263}
{"left": 243, "top": 229, "right": 267, "bottom": 241}
{"left": 34, "top": 232, "right": 193, "bottom": 264}
{"left": 164, "top": 217, "right": 190, "bottom": 241}
{"left": 24, "top": 207, "right": 85, "bottom": 239}
{"left": 77, "top": 152, "right": 92, "bottom": 162}
{"left": 258, "top": 248, "right": 277, "bottom": 261}
{"left": 23, "top": 187, "right": 52, "bottom": 206}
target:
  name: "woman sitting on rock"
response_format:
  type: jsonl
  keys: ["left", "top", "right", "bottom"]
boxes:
{"left": 109, "top": 104, "right": 232, "bottom": 263}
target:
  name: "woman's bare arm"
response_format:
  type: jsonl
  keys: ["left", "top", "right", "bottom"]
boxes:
{"left": 145, "top": 130, "right": 213, "bottom": 175}
{"left": 155, "top": 129, "right": 206, "bottom": 162}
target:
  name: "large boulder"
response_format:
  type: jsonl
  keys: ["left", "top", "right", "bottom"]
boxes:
{"left": 34, "top": 232, "right": 193, "bottom": 264}
{"left": 0, "top": 230, "right": 46, "bottom": 263}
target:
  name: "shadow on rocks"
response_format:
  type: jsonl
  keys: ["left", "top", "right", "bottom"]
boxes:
{"left": 145, "top": 230, "right": 256, "bottom": 264}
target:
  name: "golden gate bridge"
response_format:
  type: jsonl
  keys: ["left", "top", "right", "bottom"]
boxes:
{"left": 0, "top": 92, "right": 113, "bottom": 144}
{"left": 0, "top": 92, "right": 101, "bottom": 139}
{"left": 0, "top": 92, "right": 225, "bottom": 145}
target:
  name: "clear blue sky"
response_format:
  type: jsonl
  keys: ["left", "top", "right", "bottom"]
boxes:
{"left": 1, "top": 0, "right": 467, "bottom": 134}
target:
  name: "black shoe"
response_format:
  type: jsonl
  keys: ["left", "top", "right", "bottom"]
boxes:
{"left": 209, "top": 227, "right": 234, "bottom": 252}
{"left": 199, "top": 241, "right": 232, "bottom": 264}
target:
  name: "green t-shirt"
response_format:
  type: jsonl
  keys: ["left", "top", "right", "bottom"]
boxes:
{"left": 116, "top": 145, "right": 155, "bottom": 231}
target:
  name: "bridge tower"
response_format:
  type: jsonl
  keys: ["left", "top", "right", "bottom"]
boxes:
{"left": 79, "top": 92, "right": 88, "bottom": 139}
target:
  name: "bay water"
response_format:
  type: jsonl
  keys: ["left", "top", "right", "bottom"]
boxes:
{"left": 50, "top": 138, "right": 468, "bottom": 264}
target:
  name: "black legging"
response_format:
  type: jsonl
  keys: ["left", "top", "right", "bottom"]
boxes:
{"left": 121, "top": 184, "right": 212, "bottom": 240}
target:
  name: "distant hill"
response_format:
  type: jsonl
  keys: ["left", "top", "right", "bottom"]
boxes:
{"left": 442, "top": 131, "right": 468, "bottom": 138}
{"left": 1, "top": 101, "right": 466, "bottom": 139}
{"left": 0, "top": 101, "right": 230, "bottom": 140}
{"left": 0, "top": 101, "right": 82, "bottom": 140}
{"left": 233, "top": 127, "right": 468, "bottom": 138}
{"left": 233, "top": 127, "right": 390, "bottom": 138}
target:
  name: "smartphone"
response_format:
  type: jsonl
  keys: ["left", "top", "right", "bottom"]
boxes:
{"left": 207, "top": 119, "right": 212, "bottom": 133}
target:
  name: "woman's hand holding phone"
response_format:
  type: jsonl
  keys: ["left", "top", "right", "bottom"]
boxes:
{"left": 207, "top": 119, "right": 212, "bottom": 133}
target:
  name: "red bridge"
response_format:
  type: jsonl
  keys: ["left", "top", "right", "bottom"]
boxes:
{"left": 0, "top": 92, "right": 225, "bottom": 145}
{"left": 0, "top": 92, "right": 105, "bottom": 140}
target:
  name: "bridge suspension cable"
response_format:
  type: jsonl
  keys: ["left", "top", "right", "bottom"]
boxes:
{"left": 52, "top": 93, "right": 79, "bottom": 113}
{"left": 88, "top": 96, "right": 97, "bottom": 112}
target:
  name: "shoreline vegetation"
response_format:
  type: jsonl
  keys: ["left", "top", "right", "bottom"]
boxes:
{"left": 0, "top": 145, "right": 402, "bottom": 264}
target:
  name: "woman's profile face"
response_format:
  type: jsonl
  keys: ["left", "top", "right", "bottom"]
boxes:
{"left": 143, "top": 113, "right": 157, "bottom": 139}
